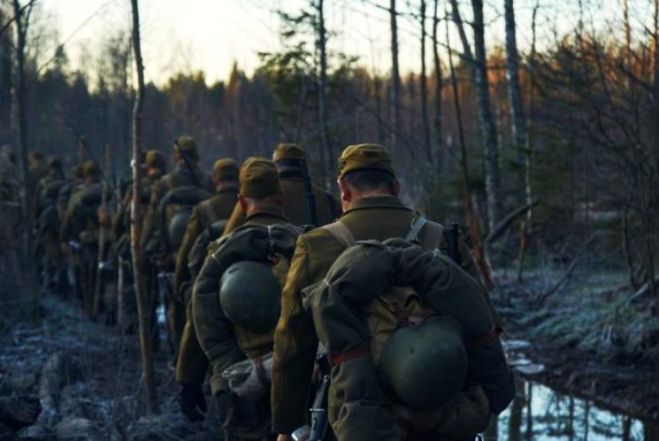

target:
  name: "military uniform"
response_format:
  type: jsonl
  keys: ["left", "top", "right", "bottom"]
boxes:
{"left": 223, "top": 144, "right": 339, "bottom": 234}
{"left": 141, "top": 136, "right": 213, "bottom": 352}
{"left": 34, "top": 158, "right": 68, "bottom": 293}
{"left": 60, "top": 161, "right": 104, "bottom": 314}
{"left": 175, "top": 159, "right": 239, "bottom": 394}
{"left": 111, "top": 150, "right": 166, "bottom": 334}
{"left": 271, "top": 144, "right": 513, "bottom": 440}
{"left": 194, "top": 158, "right": 297, "bottom": 441}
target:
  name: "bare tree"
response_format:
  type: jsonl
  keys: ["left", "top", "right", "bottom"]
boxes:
{"left": 419, "top": 0, "right": 432, "bottom": 162}
{"left": 431, "top": 0, "right": 443, "bottom": 167}
{"left": 446, "top": 7, "right": 493, "bottom": 289}
{"left": 471, "top": 0, "right": 503, "bottom": 231}
{"left": 11, "top": 0, "right": 33, "bottom": 265}
{"left": 129, "top": 0, "right": 159, "bottom": 415}
{"left": 315, "top": 0, "right": 330, "bottom": 187}
{"left": 504, "top": 0, "right": 527, "bottom": 170}
{"left": 390, "top": 0, "right": 402, "bottom": 151}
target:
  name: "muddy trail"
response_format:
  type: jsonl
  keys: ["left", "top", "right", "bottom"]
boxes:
{"left": 2, "top": 270, "right": 659, "bottom": 441}
{"left": 0, "top": 295, "right": 221, "bottom": 441}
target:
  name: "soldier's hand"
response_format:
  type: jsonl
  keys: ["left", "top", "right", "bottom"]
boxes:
{"left": 178, "top": 382, "right": 207, "bottom": 422}
{"left": 276, "top": 435, "right": 291, "bottom": 441}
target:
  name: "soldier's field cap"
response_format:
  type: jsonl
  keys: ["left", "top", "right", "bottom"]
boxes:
{"left": 239, "top": 157, "right": 280, "bottom": 198}
{"left": 82, "top": 160, "right": 101, "bottom": 178}
{"left": 174, "top": 135, "right": 198, "bottom": 160}
{"left": 145, "top": 149, "right": 166, "bottom": 169}
{"left": 337, "top": 143, "right": 395, "bottom": 178}
{"left": 213, "top": 158, "right": 239, "bottom": 180}
{"left": 272, "top": 143, "right": 306, "bottom": 162}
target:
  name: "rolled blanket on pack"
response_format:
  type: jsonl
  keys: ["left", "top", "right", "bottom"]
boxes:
{"left": 303, "top": 239, "right": 515, "bottom": 416}
{"left": 222, "top": 352, "right": 273, "bottom": 400}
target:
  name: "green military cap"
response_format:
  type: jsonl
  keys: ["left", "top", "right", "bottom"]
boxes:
{"left": 239, "top": 157, "right": 280, "bottom": 198}
{"left": 337, "top": 143, "right": 395, "bottom": 178}
{"left": 47, "top": 156, "right": 63, "bottom": 170}
{"left": 174, "top": 135, "right": 199, "bottom": 160}
{"left": 213, "top": 158, "right": 239, "bottom": 180}
{"left": 145, "top": 149, "right": 166, "bottom": 170}
{"left": 81, "top": 160, "right": 101, "bottom": 178}
{"left": 272, "top": 143, "right": 306, "bottom": 162}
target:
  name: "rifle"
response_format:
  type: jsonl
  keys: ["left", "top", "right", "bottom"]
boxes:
{"left": 300, "top": 158, "right": 318, "bottom": 227}
{"left": 173, "top": 138, "right": 201, "bottom": 188}
{"left": 444, "top": 221, "right": 462, "bottom": 265}
{"left": 292, "top": 352, "right": 331, "bottom": 441}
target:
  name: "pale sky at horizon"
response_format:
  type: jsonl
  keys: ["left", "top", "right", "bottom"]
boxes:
{"left": 29, "top": 0, "right": 646, "bottom": 86}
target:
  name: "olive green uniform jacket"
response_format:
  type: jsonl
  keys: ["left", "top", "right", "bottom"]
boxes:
{"left": 174, "top": 187, "right": 238, "bottom": 385}
{"left": 271, "top": 196, "right": 481, "bottom": 434}
{"left": 223, "top": 172, "right": 339, "bottom": 234}
{"left": 192, "top": 204, "right": 290, "bottom": 395}
{"left": 141, "top": 162, "right": 213, "bottom": 252}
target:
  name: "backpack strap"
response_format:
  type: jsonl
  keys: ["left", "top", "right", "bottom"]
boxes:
{"left": 322, "top": 220, "right": 355, "bottom": 247}
{"left": 405, "top": 216, "right": 428, "bottom": 242}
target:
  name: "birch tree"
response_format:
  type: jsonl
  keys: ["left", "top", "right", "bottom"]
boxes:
{"left": 390, "top": 0, "right": 402, "bottom": 151}
{"left": 129, "top": 0, "right": 159, "bottom": 415}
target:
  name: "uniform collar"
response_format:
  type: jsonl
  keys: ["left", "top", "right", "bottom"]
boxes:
{"left": 216, "top": 185, "right": 238, "bottom": 195}
{"left": 244, "top": 203, "right": 287, "bottom": 223}
{"left": 344, "top": 195, "right": 411, "bottom": 215}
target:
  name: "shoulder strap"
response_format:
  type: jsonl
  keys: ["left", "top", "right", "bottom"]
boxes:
{"left": 405, "top": 216, "right": 428, "bottom": 242}
{"left": 322, "top": 220, "right": 356, "bottom": 248}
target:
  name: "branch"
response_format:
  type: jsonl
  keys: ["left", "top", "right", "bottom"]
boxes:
{"left": 0, "top": 0, "right": 36, "bottom": 36}
{"left": 485, "top": 199, "right": 539, "bottom": 244}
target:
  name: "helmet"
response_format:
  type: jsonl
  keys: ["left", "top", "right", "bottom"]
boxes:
{"left": 377, "top": 316, "right": 468, "bottom": 411}
{"left": 167, "top": 210, "right": 191, "bottom": 250}
{"left": 219, "top": 261, "right": 281, "bottom": 333}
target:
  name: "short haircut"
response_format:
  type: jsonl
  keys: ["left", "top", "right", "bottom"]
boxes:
{"left": 343, "top": 169, "right": 396, "bottom": 194}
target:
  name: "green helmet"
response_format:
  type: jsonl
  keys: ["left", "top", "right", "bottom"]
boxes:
{"left": 168, "top": 210, "right": 191, "bottom": 250}
{"left": 377, "top": 316, "right": 468, "bottom": 411}
{"left": 219, "top": 261, "right": 281, "bottom": 333}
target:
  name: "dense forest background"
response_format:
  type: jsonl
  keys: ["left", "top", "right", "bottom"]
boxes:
{"left": 1, "top": 0, "right": 657, "bottom": 296}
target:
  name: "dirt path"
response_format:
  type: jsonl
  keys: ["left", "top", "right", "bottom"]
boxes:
{"left": 0, "top": 295, "right": 220, "bottom": 440}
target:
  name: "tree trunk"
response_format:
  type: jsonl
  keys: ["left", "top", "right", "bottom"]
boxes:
{"left": 472, "top": 0, "right": 503, "bottom": 232}
{"left": 129, "top": 0, "right": 159, "bottom": 415}
{"left": 11, "top": 0, "right": 31, "bottom": 267}
{"left": 446, "top": 9, "right": 493, "bottom": 289}
{"left": 316, "top": 0, "right": 330, "bottom": 188}
{"left": 390, "top": 0, "right": 402, "bottom": 151}
{"left": 504, "top": 0, "right": 527, "bottom": 172}
{"left": 419, "top": 0, "right": 432, "bottom": 162}
{"left": 93, "top": 144, "right": 111, "bottom": 320}
{"left": 431, "top": 0, "right": 442, "bottom": 169}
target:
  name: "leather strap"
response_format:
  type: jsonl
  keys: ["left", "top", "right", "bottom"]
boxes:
{"left": 322, "top": 220, "right": 356, "bottom": 247}
{"left": 468, "top": 327, "right": 501, "bottom": 348}
{"left": 331, "top": 344, "right": 370, "bottom": 366}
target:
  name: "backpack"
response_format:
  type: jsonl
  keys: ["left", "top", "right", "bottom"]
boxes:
{"left": 157, "top": 184, "right": 211, "bottom": 253}
{"left": 305, "top": 217, "right": 498, "bottom": 440}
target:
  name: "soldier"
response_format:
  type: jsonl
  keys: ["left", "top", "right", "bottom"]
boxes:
{"left": 193, "top": 157, "right": 301, "bottom": 441}
{"left": 174, "top": 158, "right": 240, "bottom": 421}
{"left": 271, "top": 144, "right": 514, "bottom": 441}
{"left": 141, "top": 136, "right": 213, "bottom": 353}
{"left": 34, "top": 157, "right": 68, "bottom": 294}
{"left": 110, "top": 150, "right": 166, "bottom": 333}
{"left": 223, "top": 143, "right": 339, "bottom": 234}
{"left": 60, "top": 160, "right": 103, "bottom": 314}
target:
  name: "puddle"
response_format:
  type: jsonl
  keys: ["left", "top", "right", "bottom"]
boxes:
{"left": 494, "top": 381, "right": 648, "bottom": 441}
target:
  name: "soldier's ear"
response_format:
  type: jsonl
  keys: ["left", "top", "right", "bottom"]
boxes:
{"left": 392, "top": 179, "right": 400, "bottom": 196}
{"left": 238, "top": 195, "right": 248, "bottom": 212}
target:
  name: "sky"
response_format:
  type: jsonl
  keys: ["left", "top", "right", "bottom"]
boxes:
{"left": 32, "top": 0, "right": 640, "bottom": 86}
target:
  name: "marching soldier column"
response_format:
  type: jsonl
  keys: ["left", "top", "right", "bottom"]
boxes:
{"left": 31, "top": 138, "right": 514, "bottom": 441}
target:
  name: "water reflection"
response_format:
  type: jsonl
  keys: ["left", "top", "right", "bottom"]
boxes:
{"left": 494, "top": 381, "right": 646, "bottom": 441}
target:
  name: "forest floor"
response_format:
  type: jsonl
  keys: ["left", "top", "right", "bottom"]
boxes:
{"left": 493, "top": 269, "right": 659, "bottom": 424}
{"left": 1, "top": 269, "right": 659, "bottom": 440}
{"left": 0, "top": 294, "right": 222, "bottom": 441}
